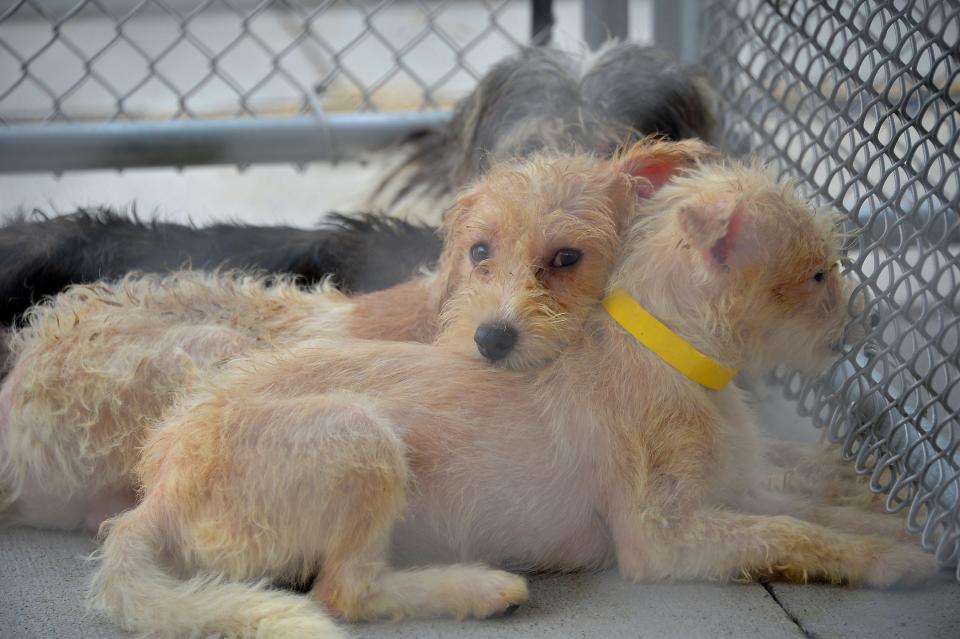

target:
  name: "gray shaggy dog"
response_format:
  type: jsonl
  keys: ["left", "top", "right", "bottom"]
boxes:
{"left": 371, "top": 42, "right": 715, "bottom": 217}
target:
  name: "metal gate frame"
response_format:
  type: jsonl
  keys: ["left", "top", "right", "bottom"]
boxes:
{"left": 0, "top": 0, "right": 666, "bottom": 173}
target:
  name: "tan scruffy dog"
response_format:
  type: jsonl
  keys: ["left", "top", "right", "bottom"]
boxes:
{"left": 89, "top": 158, "right": 936, "bottom": 639}
{"left": 0, "top": 138, "right": 712, "bottom": 531}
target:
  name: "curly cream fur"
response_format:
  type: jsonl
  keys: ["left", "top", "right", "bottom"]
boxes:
{"left": 0, "top": 138, "right": 716, "bottom": 530}
{"left": 88, "top": 150, "right": 936, "bottom": 639}
{"left": 0, "top": 272, "right": 337, "bottom": 528}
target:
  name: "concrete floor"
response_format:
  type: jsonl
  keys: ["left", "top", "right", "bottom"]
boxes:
{"left": 2, "top": 526, "right": 958, "bottom": 639}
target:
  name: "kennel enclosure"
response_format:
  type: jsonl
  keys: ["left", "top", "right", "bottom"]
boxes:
{"left": 1, "top": 0, "right": 958, "bottom": 581}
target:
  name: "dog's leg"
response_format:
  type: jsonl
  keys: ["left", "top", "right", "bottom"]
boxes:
{"left": 313, "top": 546, "right": 528, "bottom": 622}
{"left": 763, "top": 438, "right": 859, "bottom": 489}
{"left": 761, "top": 438, "right": 884, "bottom": 510}
{"left": 94, "top": 389, "right": 519, "bottom": 638}
{"left": 611, "top": 506, "right": 936, "bottom": 587}
{"left": 303, "top": 395, "right": 528, "bottom": 622}
{"left": 737, "top": 486, "right": 912, "bottom": 542}
{"left": 153, "top": 389, "right": 527, "bottom": 624}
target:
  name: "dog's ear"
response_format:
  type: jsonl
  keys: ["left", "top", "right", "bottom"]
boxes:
{"left": 677, "top": 196, "right": 759, "bottom": 269}
{"left": 615, "top": 138, "right": 719, "bottom": 197}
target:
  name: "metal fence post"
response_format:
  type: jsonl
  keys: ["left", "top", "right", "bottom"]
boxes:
{"left": 583, "top": 0, "right": 629, "bottom": 50}
{"left": 532, "top": 0, "right": 554, "bottom": 45}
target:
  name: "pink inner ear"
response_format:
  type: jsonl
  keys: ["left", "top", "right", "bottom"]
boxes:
{"left": 632, "top": 163, "right": 677, "bottom": 198}
{"left": 708, "top": 209, "right": 743, "bottom": 266}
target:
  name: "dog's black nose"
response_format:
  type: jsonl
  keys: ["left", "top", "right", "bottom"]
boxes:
{"left": 474, "top": 322, "right": 518, "bottom": 362}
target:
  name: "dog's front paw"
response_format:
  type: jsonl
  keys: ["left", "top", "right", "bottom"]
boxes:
{"left": 861, "top": 541, "right": 939, "bottom": 588}
{"left": 463, "top": 570, "right": 529, "bottom": 620}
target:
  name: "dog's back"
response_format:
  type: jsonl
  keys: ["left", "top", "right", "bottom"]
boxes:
{"left": 581, "top": 44, "right": 714, "bottom": 144}
{"left": 0, "top": 209, "right": 441, "bottom": 327}
{"left": 372, "top": 43, "right": 715, "bottom": 216}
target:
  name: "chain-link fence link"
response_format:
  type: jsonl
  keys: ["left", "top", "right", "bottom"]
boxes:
{"left": 703, "top": 0, "right": 960, "bottom": 581}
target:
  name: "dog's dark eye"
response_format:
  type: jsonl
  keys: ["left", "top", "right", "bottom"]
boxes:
{"left": 470, "top": 243, "right": 490, "bottom": 264}
{"left": 551, "top": 248, "right": 582, "bottom": 268}
{"left": 813, "top": 270, "right": 826, "bottom": 283}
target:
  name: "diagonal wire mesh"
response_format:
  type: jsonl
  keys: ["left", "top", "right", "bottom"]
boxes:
{"left": 703, "top": 0, "right": 960, "bottom": 581}
{"left": 0, "top": 0, "right": 526, "bottom": 124}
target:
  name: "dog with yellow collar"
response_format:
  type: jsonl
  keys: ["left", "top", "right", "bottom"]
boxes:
{"left": 90, "top": 155, "right": 933, "bottom": 639}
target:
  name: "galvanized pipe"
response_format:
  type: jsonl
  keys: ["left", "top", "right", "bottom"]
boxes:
{"left": 0, "top": 112, "right": 451, "bottom": 173}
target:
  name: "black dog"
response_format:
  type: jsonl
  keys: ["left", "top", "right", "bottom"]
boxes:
{"left": 2, "top": 44, "right": 713, "bottom": 327}
{"left": 0, "top": 208, "right": 440, "bottom": 327}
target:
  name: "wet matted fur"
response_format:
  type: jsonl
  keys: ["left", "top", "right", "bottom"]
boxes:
{"left": 0, "top": 208, "right": 440, "bottom": 327}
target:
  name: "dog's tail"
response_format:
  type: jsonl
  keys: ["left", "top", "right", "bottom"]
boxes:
{"left": 89, "top": 502, "right": 344, "bottom": 639}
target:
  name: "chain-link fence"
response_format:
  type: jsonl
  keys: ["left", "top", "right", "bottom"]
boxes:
{"left": 0, "top": 0, "right": 536, "bottom": 122}
{"left": 703, "top": 0, "right": 960, "bottom": 581}
{"left": 0, "top": 1, "right": 669, "bottom": 172}
{"left": 0, "top": 0, "right": 555, "bottom": 171}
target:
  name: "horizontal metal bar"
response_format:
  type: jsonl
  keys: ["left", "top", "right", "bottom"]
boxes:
{"left": 0, "top": 112, "right": 451, "bottom": 174}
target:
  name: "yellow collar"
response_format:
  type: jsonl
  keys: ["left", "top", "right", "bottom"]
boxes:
{"left": 602, "top": 288, "right": 737, "bottom": 390}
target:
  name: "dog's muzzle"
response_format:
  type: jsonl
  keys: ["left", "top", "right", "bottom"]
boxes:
{"left": 474, "top": 322, "right": 519, "bottom": 362}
